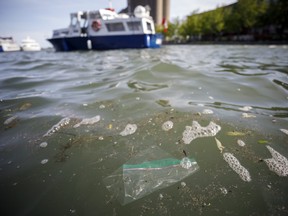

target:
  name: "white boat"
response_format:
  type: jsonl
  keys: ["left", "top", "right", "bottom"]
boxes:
{"left": 47, "top": 5, "right": 162, "bottom": 51}
{"left": 0, "top": 37, "right": 21, "bottom": 52}
{"left": 20, "top": 36, "right": 41, "bottom": 51}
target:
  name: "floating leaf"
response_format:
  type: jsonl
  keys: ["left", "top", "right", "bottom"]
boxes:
{"left": 258, "top": 140, "right": 268, "bottom": 144}
{"left": 156, "top": 99, "right": 171, "bottom": 107}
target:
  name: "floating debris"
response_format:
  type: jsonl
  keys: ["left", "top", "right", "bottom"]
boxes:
{"left": 43, "top": 117, "right": 71, "bottom": 137}
{"left": 280, "top": 129, "right": 288, "bottom": 135}
{"left": 220, "top": 187, "right": 228, "bottom": 195}
{"left": 181, "top": 181, "right": 186, "bottom": 187}
{"left": 258, "top": 140, "right": 268, "bottom": 144}
{"left": 215, "top": 138, "right": 225, "bottom": 153}
{"left": 39, "top": 142, "right": 48, "bottom": 148}
{"left": 264, "top": 145, "right": 288, "bottom": 177}
{"left": 242, "top": 113, "right": 256, "bottom": 118}
{"left": 120, "top": 124, "right": 137, "bottom": 136}
{"left": 161, "top": 121, "right": 173, "bottom": 131}
{"left": 223, "top": 152, "right": 251, "bottom": 182}
{"left": 19, "top": 102, "right": 32, "bottom": 111}
{"left": 73, "top": 115, "right": 100, "bottom": 128}
{"left": 227, "top": 131, "right": 245, "bottom": 136}
{"left": 238, "top": 106, "right": 253, "bottom": 111}
{"left": 99, "top": 104, "right": 105, "bottom": 109}
{"left": 202, "top": 109, "right": 214, "bottom": 114}
{"left": 156, "top": 99, "right": 171, "bottom": 107}
{"left": 182, "top": 121, "right": 221, "bottom": 144}
{"left": 4, "top": 115, "right": 18, "bottom": 128}
{"left": 237, "top": 139, "right": 246, "bottom": 147}
{"left": 41, "top": 159, "right": 49, "bottom": 165}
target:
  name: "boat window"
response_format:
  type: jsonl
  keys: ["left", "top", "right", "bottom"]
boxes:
{"left": 146, "top": 22, "right": 152, "bottom": 31}
{"left": 89, "top": 12, "right": 101, "bottom": 19}
{"left": 71, "top": 16, "right": 78, "bottom": 26}
{"left": 127, "top": 21, "right": 142, "bottom": 31}
{"left": 106, "top": 23, "right": 125, "bottom": 32}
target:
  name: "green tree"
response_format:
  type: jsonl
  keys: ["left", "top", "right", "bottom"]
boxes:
{"left": 264, "top": 0, "right": 288, "bottom": 35}
{"left": 178, "top": 10, "right": 201, "bottom": 39}
{"left": 236, "top": 0, "right": 268, "bottom": 31}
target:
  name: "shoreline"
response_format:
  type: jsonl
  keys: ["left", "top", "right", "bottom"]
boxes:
{"left": 164, "top": 40, "right": 288, "bottom": 46}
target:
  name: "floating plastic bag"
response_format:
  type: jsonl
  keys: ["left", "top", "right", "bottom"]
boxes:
{"left": 103, "top": 146, "right": 199, "bottom": 205}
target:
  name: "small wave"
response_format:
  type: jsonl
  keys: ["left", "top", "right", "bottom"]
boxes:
{"left": 127, "top": 80, "right": 168, "bottom": 92}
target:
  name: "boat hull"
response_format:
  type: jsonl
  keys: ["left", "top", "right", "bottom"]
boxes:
{"left": 0, "top": 44, "right": 21, "bottom": 52}
{"left": 47, "top": 34, "right": 162, "bottom": 51}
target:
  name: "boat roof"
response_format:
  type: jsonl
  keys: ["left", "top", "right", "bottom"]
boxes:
{"left": 69, "top": 7, "right": 150, "bottom": 21}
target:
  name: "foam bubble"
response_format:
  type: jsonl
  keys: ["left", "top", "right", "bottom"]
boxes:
{"left": 202, "top": 109, "right": 214, "bottom": 114}
{"left": 120, "top": 124, "right": 137, "bottom": 136}
{"left": 242, "top": 113, "right": 256, "bottom": 118}
{"left": 239, "top": 106, "right": 253, "bottom": 111}
{"left": 264, "top": 145, "right": 288, "bottom": 176}
{"left": 73, "top": 115, "right": 100, "bottom": 128}
{"left": 280, "top": 129, "right": 288, "bottom": 135}
{"left": 161, "top": 121, "right": 173, "bottom": 131}
{"left": 39, "top": 142, "right": 48, "bottom": 148}
{"left": 182, "top": 121, "right": 221, "bottom": 144}
{"left": 223, "top": 153, "right": 251, "bottom": 182}
{"left": 43, "top": 117, "right": 70, "bottom": 137}
{"left": 237, "top": 139, "right": 246, "bottom": 147}
{"left": 41, "top": 159, "right": 49, "bottom": 164}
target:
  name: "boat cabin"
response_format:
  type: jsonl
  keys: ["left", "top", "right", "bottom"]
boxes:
{"left": 52, "top": 6, "right": 156, "bottom": 39}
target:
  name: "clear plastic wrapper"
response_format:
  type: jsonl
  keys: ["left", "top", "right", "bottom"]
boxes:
{"left": 104, "top": 146, "right": 199, "bottom": 205}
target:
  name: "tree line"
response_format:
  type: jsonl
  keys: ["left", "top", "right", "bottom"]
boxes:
{"left": 159, "top": 0, "right": 288, "bottom": 42}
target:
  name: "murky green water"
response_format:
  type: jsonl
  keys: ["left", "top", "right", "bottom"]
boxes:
{"left": 0, "top": 45, "right": 288, "bottom": 216}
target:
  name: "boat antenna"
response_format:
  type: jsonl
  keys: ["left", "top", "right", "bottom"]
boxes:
{"left": 128, "top": 0, "right": 132, "bottom": 16}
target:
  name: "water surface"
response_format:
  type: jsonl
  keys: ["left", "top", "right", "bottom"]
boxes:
{"left": 0, "top": 45, "right": 288, "bottom": 215}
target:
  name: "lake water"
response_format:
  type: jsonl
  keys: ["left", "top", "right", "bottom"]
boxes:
{"left": 0, "top": 45, "right": 288, "bottom": 216}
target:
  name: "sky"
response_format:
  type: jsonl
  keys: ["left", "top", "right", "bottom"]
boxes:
{"left": 0, "top": 0, "right": 236, "bottom": 48}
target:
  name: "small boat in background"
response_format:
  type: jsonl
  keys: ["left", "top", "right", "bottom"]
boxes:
{"left": 0, "top": 37, "right": 21, "bottom": 52}
{"left": 20, "top": 36, "right": 41, "bottom": 51}
{"left": 47, "top": 5, "right": 162, "bottom": 51}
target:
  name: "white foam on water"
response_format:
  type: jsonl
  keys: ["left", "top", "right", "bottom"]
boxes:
{"left": 182, "top": 121, "right": 221, "bottom": 144}
{"left": 202, "top": 109, "right": 214, "bottom": 114}
{"left": 238, "top": 106, "right": 253, "bottom": 111}
{"left": 237, "top": 139, "right": 246, "bottom": 147}
{"left": 73, "top": 115, "right": 101, "bottom": 128}
{"left": 223, "top": 152, "right": 251, "bottom": 182}
{"left": 161, "top": 121, "right": 173, "bottom": 131}
{"left": 264, "top": 145, "right": 288, "bottom": 176}
{"left": 120, "top": 124, "right": 137, "bottom": 136}
{"left": 43, "top": 117, "right": 71, "bottom": 137}
{"left": 41, "top": 159, "right": 49, "bottom": 164}
{"left": 242, "top": 113, "right": 256, "bottom": 118}
{"left": 280, "top": 129, "right": 288, "bottom": 135}
{"left": 39, "top": 142, "right": 48, "bottom": 148}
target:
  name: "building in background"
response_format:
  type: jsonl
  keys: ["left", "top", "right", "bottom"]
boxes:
{"left": 127, "top": 0, "right": 170, "bottom": 25}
